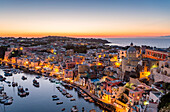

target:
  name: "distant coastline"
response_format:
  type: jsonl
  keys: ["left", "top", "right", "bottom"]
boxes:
{"left": 104, "top": 37, "right": 170, "bottom": 48}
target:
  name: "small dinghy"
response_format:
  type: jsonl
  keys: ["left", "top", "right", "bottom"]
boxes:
{"left": 70, "top": 98, "right": 76, "bottom": 101}
{"left": 62, "top": 108, "right": 65, "bottom": 111}
{"left": 52, "top": 95, "right": 59, "bottom": 100}
{"left": 56, "top": 102, "right": 63, "bottom": 105}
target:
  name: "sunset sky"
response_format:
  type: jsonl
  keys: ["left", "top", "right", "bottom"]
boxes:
{"left": 0, "top": 0, "right": 170, "bottom": 38}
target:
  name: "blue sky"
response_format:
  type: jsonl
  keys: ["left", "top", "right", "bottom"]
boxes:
{"left": 0, "top": 0, "right": 170, "bottom": 37}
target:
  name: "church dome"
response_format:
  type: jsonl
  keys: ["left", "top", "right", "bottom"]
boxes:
{"left": 127, "top": 43, "right": 136, "bottom": 53}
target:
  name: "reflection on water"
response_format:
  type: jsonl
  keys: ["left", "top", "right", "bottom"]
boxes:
{"left": 0, "top": 69, "right": 105, "bottom": 112}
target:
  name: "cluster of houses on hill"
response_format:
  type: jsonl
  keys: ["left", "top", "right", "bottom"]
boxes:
{"left": 0, "top": 37, "right": 169, "bottom": 112}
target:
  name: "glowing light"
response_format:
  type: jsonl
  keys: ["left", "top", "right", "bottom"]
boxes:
{"left": 51, "top": 49, "right": 54, "bottom": 53}
{"left": 151, "top": 64, "right": 158, "bottom": 69}
{"left": 35, "top": 66, "right": 41, "bottom": 69}
{"left": 144, "top": 101, "right": 149, "bottom": 105}
{"left": 25, "top": 61, "right": 29, "bottom": 64}
{"left": 98, "top": 55, "right": 101, "bottom": 58}
{"left": 55, "top": 68, "right": 59, "bottom": 72}
{"left": 115, "top": 62, "right": 121, "bottom": 67}
{"left": 97, "top": 62, "right": 102, "bottom": 66}
{"left": 20, "top": 47, "right": 23, "bottom": 50}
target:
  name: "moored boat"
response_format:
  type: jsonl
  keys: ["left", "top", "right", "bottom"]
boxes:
{"left": 70, "top": 98, "right": 76, "bottom": 101}
{"left": 56, "top": 102, "right": 63, "bottom": 105}
{"left": 4, "top": 71, "right": 12, "bottom": 76}
{"left": 71, "top": 106, "right": 78, "bottom": 112}
{"left": 62, "top": 108, "right": 65, "bottom": 111}
{"left": 21, "top": 76, "right": 27, "bottom": 80}
{"left": 33, "top": 79, "right": 39, "bottom": 87}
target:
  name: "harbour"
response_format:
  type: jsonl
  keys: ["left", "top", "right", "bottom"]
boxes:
{"left": 0, "top": 68, "right": 106, "bottom": 112}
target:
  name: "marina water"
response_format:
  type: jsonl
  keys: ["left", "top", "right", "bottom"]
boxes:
{"left": 0, "top": 69, "right": 105, "bottom": 112}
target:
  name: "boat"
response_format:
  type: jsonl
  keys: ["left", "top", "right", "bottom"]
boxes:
{"left": 0, "top": 75, "right": 6, "bottom": 81}
{"left": 4, "top": 71, "right": 12, "bottom": 76}
{"left": 17, "top": 86, "right": 27, "bottom": 97}
{"left": 36, "top": 75, "right": 41, "bottom": 79}
{"left": 5, "top": 81, "right": 11, "bottom": 84}
{"left": 52, "top": 95, "right": 57, "bottom": 98}
{"left": 12, "top": 77, "right": 18, "bottom": 87}
{"left": 52, "top": 95, "right": 59, "bottom": 100}
{"left": 18, "top": 91, "right": 27, "bottom": 97}
{"left": 33, "top": 79, "right": 39, "bottom": 87}
{"left": 53, "top": 97, "right": 59, "bottom": 100}
{"left": 61, "top": 90, "right": 67, "bottom": 95}
{"left": 49, "top": 78, "right": 56, "bottom": 83}
{"left": 62, "top": 108, "right": 65, "bottom": 111}
{"left": 70, "top": 98, "right": 76, "bottom": 101}
{"left": 21, "top": 76, "right": 27, "bottom": 80}
{"left": 84, "top": 97, "right": 90, "bottom": 101}
{"left": 25, "top": 88, "right": 29, "bottom": 95}
{"left": 18, "top": 86, "right": 24, "bottom": 92}
{"left": 0, "top": 85, "right": 4, "bottom": 91}
{"left": 71, "top": 106, "right": 78, "bottom": 112}
{"left": 66, "top": 94, "right": 73, "bottom": 98}
{"left": 56, "top": 86, "right": 60, "bottom": 89}
{"left": 56, "top": 80, "right": 60, "bottom": 84}
{"left": 88, "top": 99, "right": 94, "bottom": 103}
{"left": 12, "top": 82, "right": 18, "bottom": 87}
{"left": 56, "top": 102, "right": 63, "bottom": 105}
{"left": 82, "top": 107, "right": 85, "bottom": 111}
{"left": 4, "top": 98, "right": 13, "bottom": 105}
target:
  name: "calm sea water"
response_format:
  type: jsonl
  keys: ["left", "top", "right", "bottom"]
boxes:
{"left": 104, "top": 38, "right": 170, "bottom": 48}
{"left": 0, "top": 69, "right": 104, "bottom": 112}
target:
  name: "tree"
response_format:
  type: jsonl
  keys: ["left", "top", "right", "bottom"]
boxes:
{"left": 158, "top": 92, "right": 170, "bottom": 111}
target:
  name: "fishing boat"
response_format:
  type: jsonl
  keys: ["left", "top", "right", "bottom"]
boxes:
{"left": 56, "top": 102, "right": 63, "bottom": 105}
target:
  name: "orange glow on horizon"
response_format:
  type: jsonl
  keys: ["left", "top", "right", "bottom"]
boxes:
{"left": 0, "top": 32, "right": 169, "bottom": 38}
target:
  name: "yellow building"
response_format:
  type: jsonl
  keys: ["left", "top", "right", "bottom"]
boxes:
{"left": 140, "top": 66, "right": 150, "bottom": 79}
